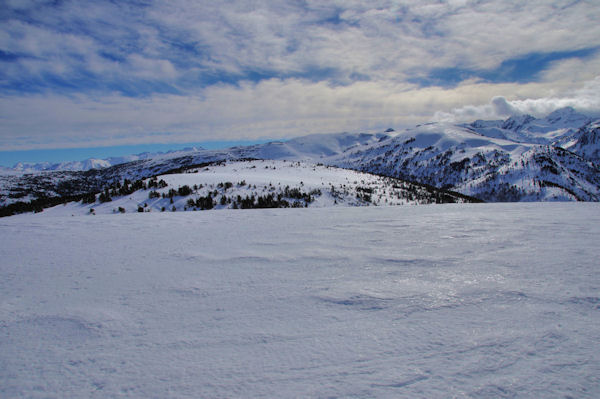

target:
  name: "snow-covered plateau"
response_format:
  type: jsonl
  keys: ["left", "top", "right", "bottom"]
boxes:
{"left": 1, "top": 203, "right": 599, "bottom": 398}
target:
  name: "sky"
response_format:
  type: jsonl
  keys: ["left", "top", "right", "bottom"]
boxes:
{"left": 1, "top": 0, "right": 600, "bottom": 166}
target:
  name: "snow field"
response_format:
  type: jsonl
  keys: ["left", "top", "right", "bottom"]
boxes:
{"left": 1, "top": 203, "right": 599, "bottom": 398}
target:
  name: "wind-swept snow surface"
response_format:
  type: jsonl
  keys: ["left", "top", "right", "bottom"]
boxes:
{"left": 1, "top": 204, "right": 599, "bottom": 398}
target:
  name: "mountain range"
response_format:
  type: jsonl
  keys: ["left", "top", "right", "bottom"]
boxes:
{"left": 331, "top": 107, "right": 600, "bottom": 201}
{"left": 1, "top": 107, "right": 599, "bottom": 214}
{"left": 3, "top": 147, "right": 204, "bottom": 173}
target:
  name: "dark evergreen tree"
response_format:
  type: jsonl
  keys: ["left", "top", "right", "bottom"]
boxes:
{"left": 99, "top": 189, "right": 112, "bottom": 203}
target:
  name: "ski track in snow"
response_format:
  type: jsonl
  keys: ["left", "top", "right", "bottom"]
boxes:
{"left": 1, "top": 203, "right": 599, "bottom": 398}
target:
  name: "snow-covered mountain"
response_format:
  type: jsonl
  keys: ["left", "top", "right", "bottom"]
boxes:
{"left": 557, "top": 119, "right": 600, "bottom": 161}
{"left": 245, "top": 132, "right": 389, "bottom": 161}
{"left": 330, "top": 112, "right": 600, "bottom": 201}
{"left": 1, "top": 107, "right": 599, "bottom": 214}
{"left": 8, "top": 147, "right": 205, "bottom": 172}
{"left": 467, "top": 107, "right": 590, "bottom": 145}
{"left": 38, "top": 160, "right": 472, "bottom": 216}
{"left": 11, "top": 158, "right": 110, "bottom": 172}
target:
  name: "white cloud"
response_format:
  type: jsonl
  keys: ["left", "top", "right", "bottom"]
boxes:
{"left": 126, "top": 55, "right": 178, "bottom": 81}
{"left": 3, "top": 74, "right": 600, "bottom": 151}
{"left": 0, "top": 79, "right": 465, "bottom": 150}
{"left": 432, "top": 76, "right": 600, "bottom": 122}
{"left": 5, "top": 1, "right": 599, "bottom": 87}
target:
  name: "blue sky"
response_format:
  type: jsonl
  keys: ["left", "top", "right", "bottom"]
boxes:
{"left": 1, "top": 0, "right": 600, "bottom": 166}
{"left": 412, "top": 48, "right": 600, "bottom": 87}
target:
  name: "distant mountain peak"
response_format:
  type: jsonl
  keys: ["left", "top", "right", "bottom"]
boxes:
{"left": 548, "top": 106, "right": 576, "bottom": 116}
{"left": 545, "top": 106, "right": 589, "bottom": 125}
{"left": 501, "top": 114, "right": 536, "bottom": 131}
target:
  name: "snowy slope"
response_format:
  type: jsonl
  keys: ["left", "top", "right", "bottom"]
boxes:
{"left": 326, "top": 111, "right": 600, "bottom": 201}
{"left": 252, "top": 132, "right": 390, "bottom": 160}
{"left": 40, "top": 160, "right": 472, "bottom": 216}
{"left": 558, "top": 120, "right": 600, "bottom": 162}
{"left": 467, "top": 107, "right": 591, "bottom": 144}
{"left": 2, "top": 203, "right": 599, "bottom": 398}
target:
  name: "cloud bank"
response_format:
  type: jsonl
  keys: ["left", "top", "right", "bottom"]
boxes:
{"left": 1, "top": 0, "right": 599, "bottom": 150}
{"left": 434, "top": 77, "right": 600, "bottom": 122}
